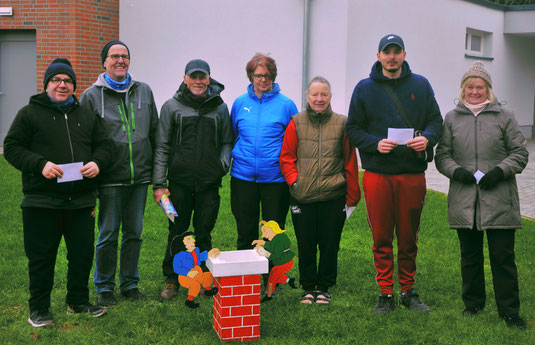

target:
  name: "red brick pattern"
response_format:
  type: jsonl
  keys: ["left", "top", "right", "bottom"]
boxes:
{"left": 213, "top": 275, "right": 261, "bottom": 342}
{"left": 0, "top": 0, "right": 119, "bottom": 95}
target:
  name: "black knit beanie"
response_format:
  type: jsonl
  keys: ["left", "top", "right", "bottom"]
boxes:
{"left": 101, "top": 40, "right": 130, "bottom": 64}
{"left": 43, "top": 58, "right": 77, "bottom": 91}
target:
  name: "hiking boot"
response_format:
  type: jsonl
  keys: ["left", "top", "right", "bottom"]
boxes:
{"left": 67, "top": 303, "right": 107, "bottom": 318}
{"left": 374, "top": 293, "right": 395, "bottom": 315}
{"left": 185, "top": 299, "right": 199, "bottom": 309}
{"left": 122, "top": 288, "right": 147, "bottom": 302}
{"left": 502, "top": 315, "right": 527, "bottom": 330}
{"left": 28, "top": 308, "right": 54, "bottom": 327}
{"left": 204, "top": 287, "right": 218, "bottom": 297}
{"left": 97, "top": 291, "right": 117, "bottom": 307}
{"left": 161, "top": 284, "right": 179, "bottom": 301}
{"left": 400, "top": 289, "right": 430, "bottom": 313}
{"left": 462, "top": 306, "right": 483, "bottom": 317}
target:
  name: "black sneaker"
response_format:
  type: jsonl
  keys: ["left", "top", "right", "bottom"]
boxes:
{"left": 185, "top": 299, "right": 199, "bottom": 309}
{"left": 28, "top": 308, "right": 54, "bottom": 327}
{"left": 462, "top": 306, "right": 483, "bottom": 317}
{"left": 121, "top": 288, "right": 147, "bottom": 302}
{"left": 502, "top": 315, "right": 527, "bottom": 330}
{"left": 400, "top": 289, "right": 430, "bottom": 313}
{"left": 204, "top": 287, "right": 218, "bottom": 297}
{"left": 67, "top": 303, "right": 107, "bottom": 318}
{"left": 288, "top": 277, "right": 298, "bottom": 289}
{"left": 261, "top": 295, "right": 273, "bottom": 303}
{"left": 374, "top": 293, "right": 395, "bottom": 315}
{"left": 97, "top": 291, "right": 117, "bottom": 307}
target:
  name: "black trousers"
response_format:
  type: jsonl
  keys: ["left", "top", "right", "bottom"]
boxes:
{"left": 291, "top": 196, "right": 346, "bottom": 292}
{"left": 457, "top": 228, "right": 520, "bottom": 316}
{"left": 22, "top": 207, "right": 95, "bottom": 311}
{"left": 162, "top": 183, "right": 220, "bottom": 282}
{"left": 231, "top": 177, "right": 290, "bottom": 250}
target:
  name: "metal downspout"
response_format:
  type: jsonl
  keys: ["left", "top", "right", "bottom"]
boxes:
{"left": 301, "top": 0, "right": 311, "bottom": 110}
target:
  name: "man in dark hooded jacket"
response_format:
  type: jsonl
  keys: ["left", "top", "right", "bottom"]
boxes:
{"left": 152, "top": 59, "right": 233, "bottom": 300}
{"left": 4, "top": 57, "right": 110, "bottom": 327}
{"left": 346, "top": 34, "right": 442, "bottom": 315}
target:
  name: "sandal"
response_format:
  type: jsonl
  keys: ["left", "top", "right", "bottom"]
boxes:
{"left": 301, "top": 291, "right": 315, "bottom": 304}
{"left": 315, "top": 291, "right": 331, "bottom": 305}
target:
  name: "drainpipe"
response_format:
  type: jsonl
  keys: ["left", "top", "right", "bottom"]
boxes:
{"left": 301, "top": 0, "right": 311, "bottom": 110}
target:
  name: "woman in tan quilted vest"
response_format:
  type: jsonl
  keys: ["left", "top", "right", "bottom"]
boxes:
{"left": 280, "top": 76, "right": 361, "bottom": 305}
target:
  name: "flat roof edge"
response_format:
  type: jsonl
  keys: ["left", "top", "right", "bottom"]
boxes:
{"left": 462, "top": 0, "right": 535, "bottom": 11}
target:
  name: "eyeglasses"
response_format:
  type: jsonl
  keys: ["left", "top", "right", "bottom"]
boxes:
{"left": 252, "top": 74, "right": 271, "bottom": 81}
{"left": 107, "top": 54, "right": 130, "bottom": 62}
{"left": 50, "top": 77, "right": 74, "bottom": 86}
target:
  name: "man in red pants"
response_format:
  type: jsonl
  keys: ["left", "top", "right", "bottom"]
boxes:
{"left": 346, "top": 34, "right": 443, "bottom": 314}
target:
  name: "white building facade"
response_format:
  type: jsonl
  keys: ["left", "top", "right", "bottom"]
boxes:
{"left": 120, "top": 0, "right": 535, "bottom": 137}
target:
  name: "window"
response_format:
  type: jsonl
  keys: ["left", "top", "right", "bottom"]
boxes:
{"left": 465, "top": 28, "right": 493, "bottom": 60}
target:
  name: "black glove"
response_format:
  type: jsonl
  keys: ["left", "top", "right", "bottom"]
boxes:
{"left": 453, "top": 167, "right": 476, "bottom": 184}
{"left": 479, "top": 167, "right": 504, "bottom": 190}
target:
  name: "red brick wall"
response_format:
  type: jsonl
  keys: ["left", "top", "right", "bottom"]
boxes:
{"left": 0, "top": 0, "right": 119, "bottom": 95}
{"left": 213, "top": 275, "right": 262, "bottom": 341}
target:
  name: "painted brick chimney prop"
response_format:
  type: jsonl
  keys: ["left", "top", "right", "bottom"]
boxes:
{"left": 207, "top": 249, "right": 269, "bottom": 342}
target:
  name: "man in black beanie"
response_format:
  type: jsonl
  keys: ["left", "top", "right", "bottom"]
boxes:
{"left": 43, "top": 57, "right": 77, "bottom": 92}
{"left": 4, "top": 57, "right": 111, "bottom": 327}
{"left": 81, "top": 41, "right": 158, "bottom": 307}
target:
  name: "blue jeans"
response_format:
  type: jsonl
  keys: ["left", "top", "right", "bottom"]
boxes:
{"left": 94, "top": 184, "right": 147, "bottom": 293}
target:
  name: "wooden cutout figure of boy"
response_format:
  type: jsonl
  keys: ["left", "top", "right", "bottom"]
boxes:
{"left": 173, "top": 231, "right": 221, "bottom": 308}
{"left": 252, "top": 221, "right": 297, "bottom": 302}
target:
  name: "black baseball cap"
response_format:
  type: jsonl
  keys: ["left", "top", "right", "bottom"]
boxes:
{"left": 185, "top": 59, "right": 210, "bottom": 76}
{"left": 378, "top": 34, "right": 405, "bottom": 52}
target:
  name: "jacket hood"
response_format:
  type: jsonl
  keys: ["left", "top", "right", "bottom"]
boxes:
{"left": 173, "top": 77, "right": 225, "bottom": 108}
{"left": 369, "top": 60, "right": 412, "bottom": 82}
{"left": 29, "top": 92, "right": 79, "bottom": 112}
{"left": 93, "top": 72, "right": 135, "bottom": 93}
{"left": 455, "top": 100, "right": 502, "bottom": 115}
{"left": 247, "top": 82, "right": 281, "bottom": 101}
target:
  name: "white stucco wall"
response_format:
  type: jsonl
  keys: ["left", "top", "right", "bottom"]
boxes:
{"left": 119, "top": 0, "right": 304, "bottom": 113}
{"left": 119, "top": 0, "right": 534, "bottom": 136}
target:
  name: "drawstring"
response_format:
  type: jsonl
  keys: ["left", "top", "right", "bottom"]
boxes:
{"left": 130, "top": 103, "right": 136, "bottom": 131}
{"left": 100, "top": 87, "right": 105, "bottom": 118}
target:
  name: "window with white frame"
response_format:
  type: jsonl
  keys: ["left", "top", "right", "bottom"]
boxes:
{"left": 465, "top": 28, "right": 493, "bottom": 59}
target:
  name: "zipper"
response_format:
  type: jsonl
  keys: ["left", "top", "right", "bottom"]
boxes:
{"left": 215, "top": 116, "right": 219, "bottom": 148}
{"left": 63, "top": 112, "right": 75, "bottom": 198}
{"left": 318, "top": 120, "right": 322, "bottom": 197}
{"left": 179, "top": 113, "right": 183, "bottom": 146}
{"left": 255, "top": 97, "right": 262, "bottom": 180}
{"left": 119, "top": 99, "right": 135, "bottom": 184}
{"left": 63, "top": 113, "right": 75, "bottom": 162}
{"left": 474, "top": 115, "right": 480, "bottom": 228}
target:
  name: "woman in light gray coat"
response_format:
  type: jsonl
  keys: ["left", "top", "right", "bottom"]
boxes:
{"left": 435, "top": 61, "right": 528, "bottom": 330}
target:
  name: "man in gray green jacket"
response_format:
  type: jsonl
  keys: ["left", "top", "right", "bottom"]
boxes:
{"left": 80, "top": 40, "right": 158, "bottom": 307}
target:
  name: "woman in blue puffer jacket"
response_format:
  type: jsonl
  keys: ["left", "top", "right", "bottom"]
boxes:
{"left": 230, "top": 53, "right": 298, "bottom": 250}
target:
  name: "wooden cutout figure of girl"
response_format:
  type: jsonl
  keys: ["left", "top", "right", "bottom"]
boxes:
{"left": 252, "top": 221, "right": 297, "bottom": 302}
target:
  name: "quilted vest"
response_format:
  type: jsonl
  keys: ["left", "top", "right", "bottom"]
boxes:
{"left": 291, "top": 106, "right": 347, "bottom": 203}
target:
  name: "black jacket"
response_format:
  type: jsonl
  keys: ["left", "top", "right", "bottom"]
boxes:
{"left": 4, "top": 92, "right": 111, "bottom": 209}
{"left": 152, "top": 80, "right": 233, "bottom": 191}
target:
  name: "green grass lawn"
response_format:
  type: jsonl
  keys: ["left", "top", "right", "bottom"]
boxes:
{"left": 0, "top": 155, "right": 534, "bottom": 344}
